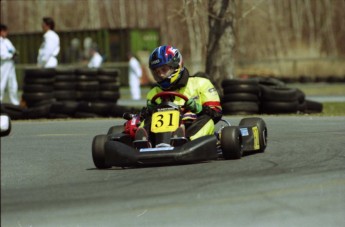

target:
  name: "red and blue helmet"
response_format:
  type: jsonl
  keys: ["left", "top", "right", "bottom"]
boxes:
{"left": 149, "top": 45, "right": 184, "bottom": 90}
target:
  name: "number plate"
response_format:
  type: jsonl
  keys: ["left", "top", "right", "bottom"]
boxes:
{"left": 252, "top": 126, "right": 260, "bottom": 150}
{"left": 151, "top": 110, "right": 179, "bottom": 133}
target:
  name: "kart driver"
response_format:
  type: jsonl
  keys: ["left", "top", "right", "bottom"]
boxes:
{"left": 137, "top": 45, "right": 222, "bottom": 141}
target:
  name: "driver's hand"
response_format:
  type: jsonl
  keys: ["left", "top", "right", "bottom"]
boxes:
{"left": 185, "top": 98, "right": 202, "bottom": 114}
{"left": 147, "top": 100, "right": 156, "bottom": 112}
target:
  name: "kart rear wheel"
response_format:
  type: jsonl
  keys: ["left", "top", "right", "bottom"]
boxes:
{"left": 92, "top": 134, "right": 111, "bottom": 169}
{"left": 221, "top": 126, "right": 243, "bottom": 159}
{"left": 239, "top": 117, "right": 267, "bottom": 152}
{"left": 107, "top": 125, "right": 124, "bottom": 135}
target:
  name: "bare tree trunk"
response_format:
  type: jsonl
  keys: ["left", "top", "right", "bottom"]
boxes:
{"left": 205, "top": 0, "right": 236, "bottom": 92}
{"left": 290, "top": 0, "right": 303, "bottom": 45}
{"left": 183, "top": 0, "right": 207, "bottom": 74}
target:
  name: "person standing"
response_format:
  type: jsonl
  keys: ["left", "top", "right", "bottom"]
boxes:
{"left": 87, "top": 45, "right": 103, "bottom": 68}
{"left": 127, "top": 52, "right": 142, "bottom": 100}
{"left": 37, "top": 17, "right": 60, "bottom": 68}
{"left": 0, "top": 24, "right": 19, "bottom": 105}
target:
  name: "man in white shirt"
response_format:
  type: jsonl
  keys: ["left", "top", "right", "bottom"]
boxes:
{"left": 37, "top": 17, "right": 60, "bottom": 68}
{"left": 127, "top": 52, "right": 142, "bottom": 100}
{"left": 0, "top": 24, "right": 19, "bottom": 105}
{"left": 88, "top": 46, "right": 103, "bottom": 68}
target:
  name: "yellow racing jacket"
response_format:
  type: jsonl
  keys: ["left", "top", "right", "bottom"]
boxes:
{"left": 146, "top": 75, "right": 223, "bottom": 123}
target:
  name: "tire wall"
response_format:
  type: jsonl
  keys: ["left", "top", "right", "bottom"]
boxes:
{"left": 8, "top": 67, "right": 134, "bottom": 119}
{"left": 221, "top": 77, "right": 323, "bottom": 115}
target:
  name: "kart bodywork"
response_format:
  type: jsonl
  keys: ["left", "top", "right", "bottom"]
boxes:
{"left": 92, "top": 92, "right": 267, "bottom": 168}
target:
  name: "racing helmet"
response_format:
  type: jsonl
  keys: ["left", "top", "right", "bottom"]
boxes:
{"left": 148, "top": 45, "right": 184, "bottom": 90}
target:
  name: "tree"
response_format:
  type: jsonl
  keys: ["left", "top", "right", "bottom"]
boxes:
{"left": 205, "top": 0, "right": 236, "bottom": 92}
{"left": 182, "top": 0, "right": 236, "bottom": 92}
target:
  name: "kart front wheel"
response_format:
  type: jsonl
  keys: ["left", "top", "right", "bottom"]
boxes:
{"left": 92, "top": 134, "right": 111, "bottom": 169}
{"left": 239, "top": 117, "right": 267, "bottom": 153}
{"left": 221, "top": 126, "right": 243, "bottom": 159}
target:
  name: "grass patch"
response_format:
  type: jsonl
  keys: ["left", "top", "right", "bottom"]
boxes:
{"left": 321, "top": 102, "right": 345, "bottom": 116}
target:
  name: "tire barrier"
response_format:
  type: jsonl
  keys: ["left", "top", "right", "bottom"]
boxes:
{"left": 22, "top": 68, "right": 55, "bottom": 108}
{"left": 8, "top": 68, "right": 139, "bottom": 119}
{"left": 221, "top": 79, "right": 260, "bottom": 115}
{"left": 221, "top": 78, "right": 323, "bottom": 115}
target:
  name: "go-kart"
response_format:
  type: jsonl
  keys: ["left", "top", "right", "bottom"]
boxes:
{"left": 92, "top": 91, "right": 267, "bottom": 168}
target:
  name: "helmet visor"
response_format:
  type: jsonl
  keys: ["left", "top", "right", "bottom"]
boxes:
{"left": 152, "top": 65, "right": 174, "bottom": 82}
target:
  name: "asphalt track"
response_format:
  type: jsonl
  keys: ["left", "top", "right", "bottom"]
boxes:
{"left": 1, "top": 116, "right": 345, "bottom": 227}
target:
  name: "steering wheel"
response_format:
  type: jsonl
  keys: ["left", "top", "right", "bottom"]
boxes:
{"left": 151, "top": 91, "right": 188, "bottom": 105}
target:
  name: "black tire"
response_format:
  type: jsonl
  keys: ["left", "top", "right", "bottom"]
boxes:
{"left": 297, "top": 101, "right": 307, "bottom": 113}
{"left": 221, "top": 126, "right": 243, "bottom": 159}
{"left": 22, "top": 92, "right": 54, "bottom": 103}
{"left": 25, "top": 103, "right": 52, "bottom": 119}
{"left": 222, "top": 93, "right": 259, "bottom": 102}
{"left": 76, "top": 81, "right": 100, "bottom": 91}
{"left": 54, "top": 82, "right": 76, "bottom": 90}
{"left": 0, "top": 103, "right": 26, "bottom": 120}
{"left": 23, "top": 84, "right": 53, "bottom": 93}
{"left": 74, "top": 112, "right": 101, "bottom": 118}
{"left": 51, "top": 101, "right": 79, "bottom": 115}
{"left": 54, "top": 90, "right": 77, "bottom": 101}
{"left": 92, "top": 134, "right": 111, "bottom": 169}
{"left": 98, "top": 75, "right": 120, "bottom": 83}
{"left": 260, "top": 85, "right": 298, "bottom": 102}
{"left": 25, "top": 99, "right": 55, "bottom": 108}
{"left": 76, "top": 68, "right": 98, "bottom": 76}
{"left": 98, "top": 68, "right": 120, "bottom": 76}
{"left": 100, "top": 83, "right": 120, "bottom": 91}
{"left": 77, "top": 101, "right": 116, "bottom": 116}
{"left": 107, "top": 125, "right": 124, "bottom": 135}
{"left": 55, "top": 68, "right": 75, "bottom": 75}
{"left": 24, "top": 77, "right": 55, "bottom": 85}
{"left": 222, "top": 101, "right": 259, "bottom": 114}
{"left": 76, "top": 91, "right": 100, "bottom": 101}
{"left": 261, "top": 100, "right": 299, "bottom": 114}
{"left": 239, "top": 117, "right": 267, "bottom": 153}
{"left": 296, "top": 88, "right": 305, "bottom": 103}
{"left": 76, "top": 75, "right": 98, "bottom": 82}
{"left": 99, "top": 91, "right": 120, "bottom": 102}
{"left": 55, "top": 74, "right": 77, "bottom": 82}
{"left": 222, "top": 84, "right": 260, "bottom": 95}
{"left": 24, "top": 68, "right": 55, "bottom": 78}
{"left": 304, "top": 99, "right": 323, "bottom": 113}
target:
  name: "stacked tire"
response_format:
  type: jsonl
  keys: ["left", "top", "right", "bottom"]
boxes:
{"left": 221, "top": 79, "right": 260, "bottom": 115}
{"left": 19, "top": 67, "right": 130, "bottom": 119}
{"left": 256, "top": 77, "right": 322, "bottom": 114}
{"left": 259, "top": 85, "right": 301, "bottom": 114}
{"left": 94, "top": 68, "right": 122, "bottom": 118}
{"left": 220, "top": 77, "right": 323, "bottom": 115}
{"left": 73, "top": 68, "right": 123, "bottom": 118}
{"left": 22, "top": 68, "right": 55, "bottom": 119}
{"left": 50, "top": 68, "right": 79, "bottom": 118}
